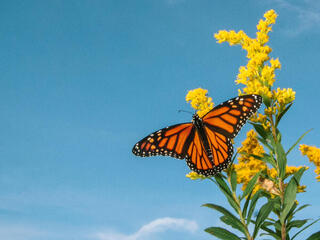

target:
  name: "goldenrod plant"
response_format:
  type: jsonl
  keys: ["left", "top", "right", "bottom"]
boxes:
{"left": 186, "top": 10, "right": 320, "bottom": 240}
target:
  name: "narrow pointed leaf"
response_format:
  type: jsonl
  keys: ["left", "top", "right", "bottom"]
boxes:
{"left": 203, "top": 203, "right": 245, "bottom": 234}
{"left": 292, "top": 218, "right": 320, "bottom": 240}
{"left": 247, "top": 190, "right": 262, "bottom": 224}
{"left": 230, "top": 169, "right": 237, "bottom": 192}
{"left": 306, "top": 231, "right": 320, "bottom": 240}
{"left": 220, "top": 216, "right": 246, "bottom": 234}
{"left": 275, "top": 142, "right": 287, "bottom": 179}
{"left": 213, "top": 175, "right": 239, "bottom": 212}
{"left": 280, "top": 178, "right": 297, "bottom": 224}
{"left": 286, "top": 129, "right": 312, "bottom": 156}
{"left": 253, "top": 201, "right": 274, "bottom": 238}
{"left": 205, "top": 227, "right": 241, "bottom": 240}
{"left": 251, "top": 123, "right": 268, "bottom": 139}
{"left": 242, "top": 191, "right": 252, "bottom": 218}
{"left": 275, "top": 102, "right": 293, "bottom": 127}
{"left": 287, "top": 219, "right": 308, "bottom": 231}
{"left": 293, "top": 204, "right": 310, "bottom": 215}
{"left": 259, "top": 223, "right": 281, "bottom": 240}
{"left": 241, "top": 171, "right": 261, "bottom": 200}
{"left": 280, "top": 168, "right": 306, "bottom": 223}
{"left": 257, "top": 136, "right": 274, "bottom": 152}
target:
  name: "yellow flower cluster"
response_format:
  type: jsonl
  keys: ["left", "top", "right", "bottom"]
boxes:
{"left": 251, "top": 113, "right": 271, "bottom": 130}
{"left": 234, "top": 130, "right": 307, "bottom": 194}
{"left": 274, "top": 88, "right": 296, "bottom": 106}
{"left": 268, "top": 165, "right": 308, "bottom": 187}
{"left": 233, "top": 130, "right": 267, "bottom": 190}
{"left": 214, "top": 9, "right": 278, "bottom": 99}
{"left": 214, "top": 10, "right": 295, "bottom": 130}
{"left": 186, "top": 171, "right": 206, "bottom": 180}
{"left": 300, "top": 144, "right": 320, "bottom": 181}
{"left": 185, "top": 88, "right": 214, "bottom": 117}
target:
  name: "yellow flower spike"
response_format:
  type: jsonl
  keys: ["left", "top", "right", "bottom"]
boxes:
{"left": 275, "top": 88, "right": 296, "bottom": 105}
{"left": 186, "top": 88, "right": 214, "bottom": 117}
{"left": 270, "top": 58, "right": 281, "bottom": 69}
{"left": 234, "top": 130, "right": 267, "bottom": 187}
{"left": 265, "top": 106, "right": 277, "bottom": 115}
{"left": 300, "top": 144, "right": 320, "bottom": 181}
{"left": 186, "top": 172, "right": 206, "bottom": 180}
{"left": 264, "top": 9, "right": 278, "bottom": 24}
{"left": 298, "top": 185, "right": 307, "bottom": 193}
{"left": 215, "top": 10, "right": 280, "bottom": 101}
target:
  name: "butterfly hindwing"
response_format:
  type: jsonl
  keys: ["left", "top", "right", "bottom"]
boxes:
{"left": 132, "top": 94, "right": 262, "bottom": 176}
{"left": 132, "top": 123, "right": 194, "bottom": 159}
{"left": 185, "top": 126, "right": 233, "bottom": 176}
{"left": 202, "top": 94, "right": 262, "bottom": 138}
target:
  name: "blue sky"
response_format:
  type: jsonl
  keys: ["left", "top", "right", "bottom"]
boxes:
{"left": 1, "top": 0, "right": 320, "bottom": 239}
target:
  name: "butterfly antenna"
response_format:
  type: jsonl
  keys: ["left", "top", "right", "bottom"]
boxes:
{"left": 178, "top": 109, "right": 193, "bottom": 115}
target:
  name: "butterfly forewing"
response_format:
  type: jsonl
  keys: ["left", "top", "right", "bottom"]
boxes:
{"left": 132, "top": 123, "right": 194, "bottom": 159}
{"left": 202, "top": 94, "right": 262, "bottom": 138}
{"left": 132, "top": 94, "right": 262, "bottom": 176}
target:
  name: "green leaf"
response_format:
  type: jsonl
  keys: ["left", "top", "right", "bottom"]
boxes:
{"left": 280, "top": 168, "right": 307, "bottom": 223}
{"left": 213, "top": 175, "right": 240, "bottom": 212}
{"left": 230, "top": 151, "right": 239, "bottom": 165}
{"left": 205, "top": 227, "right": 241, "bottom": 240}
{"left": 251, "top": 123, "right": 269, "bottom": 139}
{"left": 275, "top": 142, "right": 287, "bottom": 179}
{"left": 251, "top": 153, "right": 277, "bottom": 169}
{"left": 292, "top": 218, "right": 320, "bottom": 240}
{"left": 285, "top": 201, "right": 298, "bottom": 223}
{"left": 293, "top": 204, "right": 310, "bottom": 215}
{"left": 220, "top": 216, "right": 246, "bottom": 234}
{"left": 306, "top": 231, "right": 320, "bottom": 240}
{"left": 247, "top": 190, "right": 262, "bottom": 224}
{"left": 242, "top": 191, "right": 252, "bottom": 218}
{"left": 203, "top": 203, "right": 245, "bottom": 234}
{"left": 275, "top": 102, "right": 293, "bottom": 127}
{"left": 253, "top": 200, "right": 274, "bottom": 238}
{"left": 280, "top": 180, "right": 297, "bottom": 224}
{"left": 262, "top": 94, "right": 272, "bottom": 107}
{"left": 286, "top": 129, "right": 312, "bottom": 156}
{"left": 230, "top": 169, "right": 237, "bottom": 193}
{"left": 293, "top": 167, "right": 307, "bottom": 183}
{"left": 272, "top": 197, "right": 282, "bottom": 215}
{"left": 259, "top": 222, "right": 281, "bottom": 240}
{"left": 276, "top": 128, "right": 282, "bottom": 142}
{"left": 287, "top": 219, "right": 308, "bottom": 231}
{"left": 241, "top": 171, "right": 261, "bottom": 200}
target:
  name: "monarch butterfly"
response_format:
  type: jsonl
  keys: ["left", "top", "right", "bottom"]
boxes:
{"left": 132, "top": 94, "right": 262, "bottom": 176}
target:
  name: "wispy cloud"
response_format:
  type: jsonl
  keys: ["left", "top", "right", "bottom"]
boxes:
{"left": 93, "top": 217, "right": 198, "bottom": 240}
{"left": 269, "top": 0, "right": 320, "bottom": 35}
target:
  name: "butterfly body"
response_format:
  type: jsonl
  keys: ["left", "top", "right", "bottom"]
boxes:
{"left": 192, "top": 114, "right": 213, "bottom": 160}
{"left": 133, "top": 94, "right": 262, "bottom": 176}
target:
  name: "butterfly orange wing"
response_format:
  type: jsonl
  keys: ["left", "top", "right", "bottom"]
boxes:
{"left": 185, "top": 126, "right": 233, "bottom": 176}
{"left": 186, "top": 94, "right": 262, "bottom": 176}
{"left": 132, "top": 95, "right": 262, "bottom": 176}
{"left": 202, "top": 94, "right": 262, "bottom": 138}
{"left": 132, "top": 123, "right": 195, "bottom": 159}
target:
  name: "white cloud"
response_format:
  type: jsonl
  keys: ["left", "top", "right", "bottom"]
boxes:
{"left": 93, "top": 217, "right": 198, "bottom": 240}
{"left": 268, "top": 0, "right": 320, "bottom": 35}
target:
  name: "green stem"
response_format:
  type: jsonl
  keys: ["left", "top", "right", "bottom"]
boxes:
{"left": 227, "top": 175, "right": 253, "bottom": 240}
{"left": 268, "top": 113, "right": 287, "bottom": 240}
